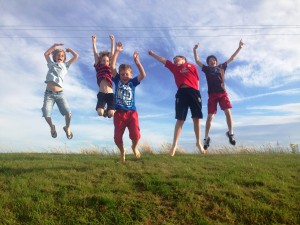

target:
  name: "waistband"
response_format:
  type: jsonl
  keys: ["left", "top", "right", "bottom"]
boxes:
{"left": 45, "top": 89, "right": 63, "bottom": 94}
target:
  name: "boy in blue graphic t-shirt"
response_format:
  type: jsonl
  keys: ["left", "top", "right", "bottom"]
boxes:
{"left": 111, "top": 42, "right": 146, "bottom": 163}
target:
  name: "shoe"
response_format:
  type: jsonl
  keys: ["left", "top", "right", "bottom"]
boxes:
{"left": 226, "top": 132, "right": 236, "bottom": 145}
{"left": 203, "top": 137, "right": 210, "bottom": 150}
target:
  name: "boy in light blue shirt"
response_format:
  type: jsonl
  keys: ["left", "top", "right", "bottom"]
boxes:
{"left": 42, "top": 43, "right": 79, "bottom": 139}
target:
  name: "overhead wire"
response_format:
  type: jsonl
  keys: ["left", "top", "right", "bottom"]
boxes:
{"left": 0, "top": 25, "right": 300, "bottom": 39}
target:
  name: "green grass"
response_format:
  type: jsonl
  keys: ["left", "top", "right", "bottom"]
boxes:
{"left": 0, "top": 153, "right": 299, "bottom": 225}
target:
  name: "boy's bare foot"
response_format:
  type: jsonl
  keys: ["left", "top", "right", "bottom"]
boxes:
{"left": 196, "top": 143, "right": 207, "bottom": 154}
{"left": 132, "top": 146, "right": 141, "bottom": 159}
{"left": 169, "top": 146, "right": 176, "bottom": 157}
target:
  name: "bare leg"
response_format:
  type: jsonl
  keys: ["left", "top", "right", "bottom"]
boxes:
{"left": 63, "top": 113, "right": 72, "bottom": 138}
{"left": 97, "top": 108, "right": 105, "bottom": 117}
{"left": 224, "top": 109, "right": 233, "bottom": 134}
{"left": 205, "top": 114, "right": 214, "bottom": 139}
{"left": 169, "top": 120, "right": 184, "bottom": 157}
{"left": 116, "top": 143, "right": 126, "bottom": 163}
{"left": 45, "top": 117, "right": 56, "bottom": 138}
{"left": 193, "top": 118, "right": 206, "bottom": 154}
{"left": 107, "top": 109, "right": 115, "bottom": 118}
{"left": 131, "top": 139, "right": 141, "bottom": 159}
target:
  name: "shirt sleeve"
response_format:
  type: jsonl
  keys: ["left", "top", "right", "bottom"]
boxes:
{"left": 65, "top": 61, "right": 71, "bottom": 69}
{"left": 132, "top": 76, "right": 140, "bottom": 86}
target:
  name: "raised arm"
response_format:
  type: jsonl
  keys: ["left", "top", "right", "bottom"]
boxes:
{"left": 148, "top": 50, "right": 167, "bottom": 65}
{"left": 193, "top": 43, "right": 204, "bottom": 68}
{"left": 134, "top": 51, "right": 146, "bottom": 82}
{"left": 92, "top": 35, "right": 99, "bottom": 65}
{"left": 111, "top": 42, "right": 123, "bottom": 78}
{"left": 109, "top": 34, "right": 115, "bottom": 57}
{"left": 66, "top": 48, "right": 79, "bottom": 65}
{"left": 44, "top": 43, "right": 64, "bottom": 62}
{"left": 226, "top": 39, "right": 244, "bottom": 65}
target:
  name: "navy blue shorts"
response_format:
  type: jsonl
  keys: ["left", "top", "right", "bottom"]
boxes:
{"left": 175, "top": 88, "right": 203, "bottom": 120}
{"left": 96, "top": 92, "right": 115, "bottom": 111}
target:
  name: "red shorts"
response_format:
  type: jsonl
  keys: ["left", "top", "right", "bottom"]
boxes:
{"left": 207, "top": 92, "right": 232, "bottom": 114}
{"left": 113, "top": 110, "right": 141, "bottom": 146}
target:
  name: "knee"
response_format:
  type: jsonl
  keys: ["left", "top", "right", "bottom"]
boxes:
{"left": 107, "top": 110, "right": 114, "bottom": 118}
{"left": 206, "top": 114, "right": 214, "bottom": 122}
{"left": 97, "top": 109, "right": 104, "bottom": 116}
{"left": 65, "top": 112, "right": 71, "bottom": 119}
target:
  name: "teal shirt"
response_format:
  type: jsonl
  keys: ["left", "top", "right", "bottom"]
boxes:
{"left": 45, "top": 61, "right": 70, "bottom": 87}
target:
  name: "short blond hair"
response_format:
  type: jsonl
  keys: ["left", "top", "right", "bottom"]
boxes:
{"left": 118, "top": 64, "right": 132, "bottom": 74}
{"left": 52, "top": 49, "right": 66, "bottom": 62}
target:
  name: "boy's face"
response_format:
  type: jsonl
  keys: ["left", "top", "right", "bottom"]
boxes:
{"left": 55, "top": 51, "right": 65, "bottom": 63}
{"left": 173, "top": 56, "right": 186, "bottom": 65}
{"left": 100, "top": 55, "right": 110, "bottom": 66}
{"left": 119, "top": 68, "right": 132, "bottom": 83}
{"left": 208, "top": 57, "right": 217, "bottom": 67}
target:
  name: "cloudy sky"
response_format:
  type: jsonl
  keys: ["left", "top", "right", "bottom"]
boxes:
{"left": 0, "top": 0, "right": 299, "bottom": 153}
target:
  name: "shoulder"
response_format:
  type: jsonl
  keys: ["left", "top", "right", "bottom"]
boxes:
{"left": 165, "top": 60, "right": 173, "bottom": 68}
{"left": 219, "top": 62, "right": 227, "bottom": 69}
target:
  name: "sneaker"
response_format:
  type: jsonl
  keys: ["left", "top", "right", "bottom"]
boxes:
{"left": 203, "top": 137, "right": 210, "bottom": 150}
{"left": 226, "top": 132, "right": 236, "bottom": 145}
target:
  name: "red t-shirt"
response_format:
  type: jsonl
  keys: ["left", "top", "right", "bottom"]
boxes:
{"left": 94, "top": 62, "right": 113, "bottom": 88}
{"left": 165, "top": 60, "right": 199, "bottom": 90}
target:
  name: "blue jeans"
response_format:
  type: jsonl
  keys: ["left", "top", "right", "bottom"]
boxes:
{"left": 41, "top": 90, "right": 70, "bottom": 117}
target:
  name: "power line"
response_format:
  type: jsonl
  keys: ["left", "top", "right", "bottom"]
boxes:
{"left": 1, "top": 33, "right": 300, "bottom": 39}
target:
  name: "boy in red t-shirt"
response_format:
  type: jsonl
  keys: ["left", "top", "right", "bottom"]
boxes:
{"left": 148, "top": 50, "right": 206, "bottom": 156}
{"left": 193, "top": 39, "right": 244, "bottom": 149}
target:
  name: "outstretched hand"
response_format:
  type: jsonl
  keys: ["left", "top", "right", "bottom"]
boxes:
{"left": 109, "top": 34, "right": 114, "bottom": 41}
{"left": 54, "top": 43, "right": 64, "bottom": 47}
{"left": 116, "top": 42, "right": 123, "bottom": 52}
{"left": 193, "top": 43, "right": 200, "bottom": 50}
{"left": 239, "top": 39, "right": 244, "bottom": 48}
{"left": 133, "top": 51, "right": 139, "bottom": 63}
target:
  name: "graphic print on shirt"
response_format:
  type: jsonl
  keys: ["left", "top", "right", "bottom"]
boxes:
{"left": 116, "top": 81, "right": 134, "bottom": 107}
{"left": 208, "top": 67, "right": 221, "bottom": 76}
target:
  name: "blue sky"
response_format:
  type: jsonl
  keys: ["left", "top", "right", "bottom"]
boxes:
{"left": 0, "top": 0, "right": 299, "bottom": 153}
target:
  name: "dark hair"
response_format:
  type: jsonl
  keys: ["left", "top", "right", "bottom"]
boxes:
{"left": 99, "top": 51, "right": 111, "bottom": 61}
{"left": 206, "top": 55, "right": 217, "bottom": 64}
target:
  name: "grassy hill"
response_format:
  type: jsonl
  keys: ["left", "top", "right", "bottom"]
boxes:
{"left": 0, "top": 153, "right": 299, "bottom": 225}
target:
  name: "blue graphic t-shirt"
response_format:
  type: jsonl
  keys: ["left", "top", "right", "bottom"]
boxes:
{"left": 113, "top": 74, "right": 140, "bottom": 110}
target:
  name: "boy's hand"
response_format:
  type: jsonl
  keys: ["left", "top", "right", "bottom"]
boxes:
{"left": 54, "top": 43, "right": 64, "bottom": 47}
{"left": 92, "top": 35, "right": 96, "bottom": 43}
{"left": 109, "top": 34, "right": 114, "bottom": 41}
{"left": 148, "top": 50, "right": 154, "bottom": 56}
{"left": 116, "top": 42, "right": 123, "bottom": 52}
{"left": 65, "top": 48, "right": 71, "bottom": 53}
{"left": 239, "top": 39, "right": 244, "bottom": 48}
{"left": 133, "top": 51, "right": 139, "bottom": 62}
{"left": 193, "top": 43, "right": 199, "bottom": 50}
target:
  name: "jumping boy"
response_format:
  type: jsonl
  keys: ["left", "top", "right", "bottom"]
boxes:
{"left": 193, "top": 39, "right": 244, "bottom": 149}
{"left": 148, "top": 50, "right": 206, "bottom": 156}
{"left": 111, "top": 42, "right": 146, "bottom": 163}
{"left": 42, "top": 43, "right": 79, "bottom": 139}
